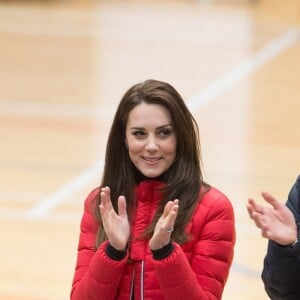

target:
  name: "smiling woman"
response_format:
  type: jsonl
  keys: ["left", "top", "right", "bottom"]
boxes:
{"left": 70, "top": 79, "right": 236, "bottom": 300}
{"left": 1, "top": 0, "right": 300, "bottom": 299}
{"left": 125, "top": 102, "right": 177, "bottom": 179}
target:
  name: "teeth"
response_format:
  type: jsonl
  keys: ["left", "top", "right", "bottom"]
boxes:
{"left": 144, "top": 157, "right": 159, "bottom": 162}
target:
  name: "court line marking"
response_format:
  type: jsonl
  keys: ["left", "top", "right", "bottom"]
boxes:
{"left": 0, "top": 209, "right": 81, "bottom": 223}
{"left": 187, "top": 28, "right": 300, "bottom": 111}
{"left": 1, "top": 29, "right": 299, "bottom": 121}
{"left": 6, "top": 28, "right": 299, "bottom": 220}
{"left": 0, "top": 6, "right": 254, "bottom": 43}
{"left": 4, "top": 210, "right": 262, "bottom": 236}
{"left": 26, "top": 161, "right": 103, "bottom": 219}
{"left": 1, "top": 29, "right": 299, "bottom": 120}
{"left": 0, "top": 100, "right": 115, "bottom": 121}
{"left": 0, "top": 191, "right": 43, "bottom": 202}
{"left": 23, "top": 28, "right": 300, "bottom": 220}
{"left": 0, "top": 207, "right": 263, "bottom": 278}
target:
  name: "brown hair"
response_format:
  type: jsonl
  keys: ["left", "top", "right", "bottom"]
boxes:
{"left": 94, "top": 79, "right": 208, "bottom": 247}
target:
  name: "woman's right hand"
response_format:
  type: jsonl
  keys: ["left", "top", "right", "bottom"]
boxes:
{"left": 99, "top": 186, "right": 130, "bottom": 251}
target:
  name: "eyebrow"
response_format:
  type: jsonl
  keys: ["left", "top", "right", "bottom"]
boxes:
{"left": 129, "top": 124, "right": 174, "bottom": 130}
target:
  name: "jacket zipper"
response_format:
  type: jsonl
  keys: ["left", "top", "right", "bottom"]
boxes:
{"left": 140, "top": 260, "right": 144, "bottom": 300}
{"left": 130, "top": 266, "right": 135, "bottom": 300}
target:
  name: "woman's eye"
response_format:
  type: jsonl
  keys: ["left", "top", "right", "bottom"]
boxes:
{"left": 132, "top": 130, "right": 145, "bottom": 137}
{"left": 158, "top": 128, "right": 172, "bottom": 137}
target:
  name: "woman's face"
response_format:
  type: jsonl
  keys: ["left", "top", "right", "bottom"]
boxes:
{"left": 125, "top": 102, "right": 177, "bottom": 178}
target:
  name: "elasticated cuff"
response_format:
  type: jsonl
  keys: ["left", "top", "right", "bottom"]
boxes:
{"left": 105, "top": 243, "right": 127, "bottom": 261}
{"left": 151, "top": 242, "right": 174, "bottom": 260}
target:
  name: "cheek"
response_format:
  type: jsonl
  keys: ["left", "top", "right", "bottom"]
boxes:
{"left": 165, "top": 138, "right": 177, "bottom": 155}
{"left": 127, "top": 140, "right": 144, "bottom": 153}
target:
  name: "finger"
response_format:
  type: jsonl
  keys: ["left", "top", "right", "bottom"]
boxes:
{"left": 248, "top": 198, "right": 268, "bottom": 215}
{"left": 247, "top": 198, "right": 256, "bottom": 207}
{"left": 261, "top": 192, "right": 282, "bottom": 210}
{"left": 262, "top": 229, "right": 273, "bottom": 240}
{"left": 247, "top": 201, "right": 263, "bottom": 219}
{"left": 99, "top": 203, "right": 106, "bottom": 220}
{"left": 169, "top": 209, "right": 178, "bottom": 224}
{"left": 163, "top": 200, "right": 179, "bottom": 221}
{"left": 162, "top": 201, "right": 174, "bottom": 217}
{"left": 117, "top": 195, "right": 127, "bottom": 217}
{"left": 173, "top": 199, "right": 179, "bottom": 205}
{"left": 167, "top": 199, "right": 179, "bottom": 213}
{"left": 166, "top": 202, "right": 179, "bottom": 227}
{"left": 250, "top": 211, "right": 265, "bottom": 229}
{"left": 100, "top": 187, "right": 107, "bottom": 204}
{"left": 99, "top": 200, "right": 109, "bottom": 224}
{"left": 247, "top": 198, "right": 257, "bottom": 212}
{"left": 101, "top": 186, "right": 110, "bottom": 199}
{"left": 100, "top": 187, "right": 113, "bottom": 209}
{"left": 100, "top": 192, "right": 108, "bottom": 214}
{"left": 246, "top": 204, "right": 255, "bottom": 218}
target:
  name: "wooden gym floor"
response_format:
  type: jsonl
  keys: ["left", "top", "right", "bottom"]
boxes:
{"left": 0, "top": 0, "right": 299, "bottom": 299}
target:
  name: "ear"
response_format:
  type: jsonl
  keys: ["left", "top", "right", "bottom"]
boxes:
{"left": 124, "top": 139, "right": 128, "bottom": 149}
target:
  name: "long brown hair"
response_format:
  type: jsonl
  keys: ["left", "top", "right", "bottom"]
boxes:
{"left": 94, "top": 79, "right": 208, "bottom": 247}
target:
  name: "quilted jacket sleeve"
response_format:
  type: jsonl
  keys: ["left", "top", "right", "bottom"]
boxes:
{"left": 262, "top": 175, "right": 300, "bottom": 300}
{"left": 70, "top": 189, "right": 129, "bottom": 300}
{"left": 152, "top": 189, "right": 235, "bottom": 300}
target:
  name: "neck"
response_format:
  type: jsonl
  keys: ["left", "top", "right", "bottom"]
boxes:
{"left": 133, "top": 167, "right": 167, "bottom": 183}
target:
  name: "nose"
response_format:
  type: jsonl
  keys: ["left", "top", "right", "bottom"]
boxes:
{"left": 145, "top": 136, "right": 158, "bottom": 152}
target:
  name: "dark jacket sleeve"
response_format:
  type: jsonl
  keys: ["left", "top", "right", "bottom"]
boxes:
{"left": 262, "top": 175, "right": 300, "bottom": 300}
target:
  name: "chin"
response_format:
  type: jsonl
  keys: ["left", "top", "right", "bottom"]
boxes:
{"left": 141, "top": 170, "right": 163, "bottom": 178}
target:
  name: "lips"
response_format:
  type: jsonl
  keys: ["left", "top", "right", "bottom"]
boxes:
{"left": 143, "top": 157, "right": 161, "bottom": 163}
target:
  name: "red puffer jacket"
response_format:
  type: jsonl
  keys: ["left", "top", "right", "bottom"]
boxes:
{"left": 71, "top": 180, "right": 235, "bottom": 300}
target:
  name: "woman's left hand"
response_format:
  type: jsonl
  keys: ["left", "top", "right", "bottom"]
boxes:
{"left": 149, "top": 199, "right": 179, "bottom": 250}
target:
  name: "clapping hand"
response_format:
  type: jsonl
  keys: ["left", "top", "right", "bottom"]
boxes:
{"left": 99, "top": 186, "right": 130, "bottom": 251}
{"left": 149, "top": 199, "right": 179, "bottom": 250}
{"left": 247, "top": 192, "right": 297, "bottom": 245}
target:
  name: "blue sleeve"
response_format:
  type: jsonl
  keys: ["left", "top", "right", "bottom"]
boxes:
{"left": 262, "top": 175, "right": 300, "bottom": 300}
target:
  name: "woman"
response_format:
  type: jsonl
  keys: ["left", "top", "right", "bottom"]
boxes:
{"left": 247, "top": 175, "right": 300, "bottom": 299}
{"left": 71, "top": 79, "right": 235, "bottom": 300}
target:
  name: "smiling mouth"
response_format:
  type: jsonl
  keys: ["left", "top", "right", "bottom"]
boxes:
{"left": 143, "top": 157, "right": 161, "bottom": 163}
